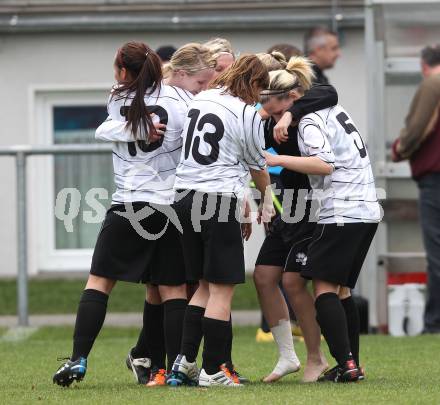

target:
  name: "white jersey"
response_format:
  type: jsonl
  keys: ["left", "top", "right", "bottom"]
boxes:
{"left": 174, "top": 87, "right": 266, "bottom": 199}
{"left": 95, "top": 85, "right": 191, "bottom": 205}
{"left": 298, "top": 105, "right": 381, "bottom": 224}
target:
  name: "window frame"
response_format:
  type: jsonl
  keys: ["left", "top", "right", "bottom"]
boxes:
{"left": 29, "top": 84, "right": 112, "bottom": 273}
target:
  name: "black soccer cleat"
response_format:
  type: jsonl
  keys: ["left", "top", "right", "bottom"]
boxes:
{"left": 318, "top": 359, "right": 360, "bottom": 383}
{"left": 317, "top": 365, "right": 339, "bottom": 382}
{"left": 53, "top": 357, "right": 87, "bottom": 387}
{"left": 125, "top": 349, "right": 151, "bottom": 384}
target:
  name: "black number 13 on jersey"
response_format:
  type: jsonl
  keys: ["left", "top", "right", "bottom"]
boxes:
{"left": 184, "top": 108, "right": 224, "bottom": 165}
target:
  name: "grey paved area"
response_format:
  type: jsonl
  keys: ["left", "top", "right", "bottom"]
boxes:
{"left": 0, "top": 310, "right": 261, "bottom": 328}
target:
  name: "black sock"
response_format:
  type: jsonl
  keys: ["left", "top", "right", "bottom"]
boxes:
{"left": 180, "top": 305, "right": 205, "bottom": 363}
{"left": 144, "top": 302, "right": 166, "bottom": 369}
{"left": 71, "top": 289, "right": 108, "bottom": 361}
{"left": 224, "top": 316, "right": 233, "bottom": 368}
{"left": 201, "top": 317, "right": 230, "bottom": 375}
{"left": 261, "top": 315, "right": 270, "bottom": 333}
{"left": 131, "top": 301, "right": 151, "bottom": 359}
{"left": 164, "top": 298, "right": 188, "bottom": 371}
{"left": 315, "top": 292, "right": 352, "bottom": 367}
{"left": 341, "top": 296, "right": 360, "bottom": 366}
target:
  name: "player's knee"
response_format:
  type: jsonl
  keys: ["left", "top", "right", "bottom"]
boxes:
{"left": 159, "top": 284, "right": 187, "bottom": 301}
{"left": 253, "top": 266, "right": 278, "bottom": 289}
{"left": 85, "top": 274, "right": 115, "bottom": 295}
{"left": 338, "top": 286, "right": 351, "bottom": 299}
{"left": 208, "top": 282, "right": 235, "bottom": 299}
{"left": 146, "top": 284, "right": 162, "bottom": 304}
{"left": 282, "top": 274, "right": 305, "bottom": 295}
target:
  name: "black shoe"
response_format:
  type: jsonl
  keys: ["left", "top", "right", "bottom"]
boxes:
{"left": 318, "top": 359, "right": 360, "bottom": 383}
{"left": 317, "top": 365, "right": 339, "bottom": 382}
{"left": 53, "top": 357, "right": 87, "bottom": 387}
{"left": 126, "top": 349, "right": 151, "bottom": 384}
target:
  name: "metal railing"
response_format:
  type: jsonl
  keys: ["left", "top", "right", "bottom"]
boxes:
{"left": 0, "top": 144, "right": 112, "bottom": 327}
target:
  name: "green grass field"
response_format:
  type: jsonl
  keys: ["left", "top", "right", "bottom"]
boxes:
{"left": 1, "top": 326, "right": 439, "bottom": 405}
{"left": 0, "top": 277, "right": 259, "bottom": 315}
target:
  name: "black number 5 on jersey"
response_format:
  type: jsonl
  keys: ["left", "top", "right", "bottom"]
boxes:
{"left": 336, "top": 112, "right": 367, "bottom": 158}
{"left": 184, "top": 108, "right": 224, "bottom": 165}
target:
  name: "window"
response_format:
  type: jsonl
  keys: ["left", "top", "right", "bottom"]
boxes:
{"left": 31, "top": 87, "right": 113, "bottom": 273}
{"left": 53, "top": 106, "right": 113, "bottom": 249}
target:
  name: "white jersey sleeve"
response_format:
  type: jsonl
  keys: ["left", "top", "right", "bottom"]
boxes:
{"left": 241, "top": 105, "right": 266, "bottom": 170}
{"left": 299, "top": 119, "right": 335, "bottom": 167}
{"left": 95, "top": 116, "right": 134, "bottom": 142}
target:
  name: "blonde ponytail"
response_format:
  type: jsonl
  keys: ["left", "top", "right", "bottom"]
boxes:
{"left": 285, "top": 56, "right": 314, "bottom": 90}
{"left": 260, "top": 56, "right": 315, "bottom": 103}
{"left": 270, "top": 51, "right": 287, "bottom": 69}
{"left": 256, "top": 51, "right": 287, "bottom": 72}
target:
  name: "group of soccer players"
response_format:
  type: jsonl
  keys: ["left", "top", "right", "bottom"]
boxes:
{"left": 52, "top": 35, "right": 380, "bottom": 388}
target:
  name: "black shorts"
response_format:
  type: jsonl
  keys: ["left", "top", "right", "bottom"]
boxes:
{"left": 90, "top": 202, "right": 186, "bottom": 286}
{"left": 175, "top": 190, "right": 245, "bottom": 285}
{"left": 301, "top": 222, "right": 378, "bottom": 289}
{"left": 255, "top": 216, "right": 316, "bottom": 272}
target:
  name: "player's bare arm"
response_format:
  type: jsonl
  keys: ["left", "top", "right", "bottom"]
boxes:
{"left": 265, "top": 152, "right": 334, "bottom": 175}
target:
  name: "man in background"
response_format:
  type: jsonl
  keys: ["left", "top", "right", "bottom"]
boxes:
{"left": 392, "top": 44, "right": 440, "bottom": 334}
{"left": 304, "top": 27, "right": 341, "bottom": 85}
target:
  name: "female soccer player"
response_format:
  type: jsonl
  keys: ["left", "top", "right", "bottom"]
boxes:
{"left": 96, "top": 42, "right": 216, "bottom": 387}
{"left": 266, "top": 61, "right": 381, "bottom": 383}
{"left": 168, "top": 54, "right": 275, "bottom": 387}
{"left": 204, "top": 37, "right": 235, "bottom": 79}
{"left": 52, "top": 41, "right": 202, "bottom": 387}
{"left": 255, "top": 57, "right": 338, "bottom": 383}
{"left": 163, "top": 43, "right": 216, "bottom": 96}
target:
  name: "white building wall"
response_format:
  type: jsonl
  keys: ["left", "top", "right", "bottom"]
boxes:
{"left": 0, "top": 28, "right": 366, "bottom": 276}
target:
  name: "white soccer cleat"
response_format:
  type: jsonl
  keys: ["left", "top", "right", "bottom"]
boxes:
{"left": 125, "top": 350, "right": 151, "bottom": 384}
{"left": 167, "top": 354, "right": 199, "bottom": 386}
{"left": 198, "top": 365, "right": 243, "bottom": 387}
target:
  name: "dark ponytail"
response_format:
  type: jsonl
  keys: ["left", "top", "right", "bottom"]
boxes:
{"left": 112, "top": 41, "right": 163, "bottom": 141}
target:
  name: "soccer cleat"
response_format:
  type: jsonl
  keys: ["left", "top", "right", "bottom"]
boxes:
{"left": 318, "top": 359, "right": 360, "bottom": 383}
{"left": 317, "top": 365, "right": 338, "bottom": 382}
{"left": 167, "top": 354, "right": 199, "bottom": 387}
{"left": 256, "top": 328, "right": 274, "bottom": 343}
{"left": 146, "top": 367, "right": 166, "bottom": 387}
{"left": 358, "top": 366, "right": 366, "bottom": 380}
{"left": 231, "top": 367, "right": 249, "bottom": 384}
{"left": 125, "top": 349, "right": 151, "bottom": 384}
{"left": 53, "top": 357, "right": 87, "bottom": 387}
{"left": 224, "top": 362, "right": 249, "bottom": 384}
{"left": 198, "top": 365, "right": 242, "bottom": 387}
